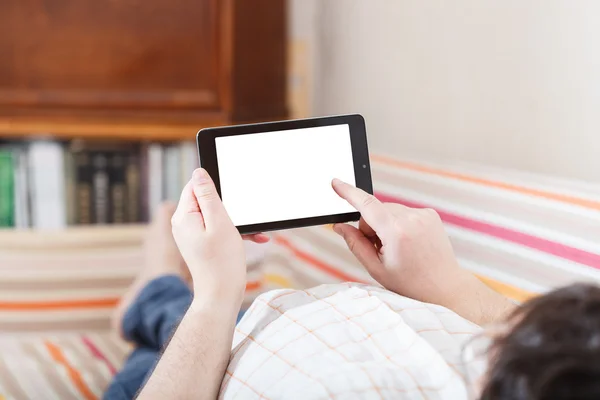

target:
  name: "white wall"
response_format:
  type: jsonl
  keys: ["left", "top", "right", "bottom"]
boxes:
{"left": 291, "top": 1, "right": 600, "bottom": 182}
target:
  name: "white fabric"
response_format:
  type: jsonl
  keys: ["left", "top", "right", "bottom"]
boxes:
{"left": 221, "top": 283, "right": 482, "bottom": 399}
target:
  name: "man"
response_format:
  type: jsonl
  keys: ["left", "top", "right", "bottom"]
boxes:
{"left": 105, "top": 169, "right": 600, "bottom": 399}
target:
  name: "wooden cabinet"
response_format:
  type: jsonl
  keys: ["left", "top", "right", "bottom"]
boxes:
{"left": 0, "top": 0, "right": 287, "bottom": 140}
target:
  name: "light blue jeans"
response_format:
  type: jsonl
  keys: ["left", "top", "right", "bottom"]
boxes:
{"left": 103, "top": 275, "right": 243, "bottom": 399}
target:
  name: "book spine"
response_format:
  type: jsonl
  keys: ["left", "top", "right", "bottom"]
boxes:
{"left": 110, "top": 152, "right": 127, "bottom": 224}
{"left": 126, "top": 152, "right": 141, "bottom": 223}
{"left": 164, "top": 145, "right": 182, "bottom": 202}
{"left": 14, "top": 147, "right": 33, "bottom": 228}
{"left": 13, "top": 148, "right": 29, "bottom": 228}
{"left": 91, "top": 152, "right": 110, "bottom": 225}
{"left": 28, "top": 141, "right": 67, "bottom": 229}
{"left": 74, "top": 151, "right": 93, "bottom": 225}
{"left": 180, "top": 141, "right": 199, "bottom": 187}
{"left": 147, "top": 144, "right": 163, "bottom": 219}
{"left": 20, "top": 148, "right": 31, "bottom": 228}
{"left": 140, "top": 144, "right": 150, "bottom": 222}
{"left": 64, "top": 149, "right": 76, "bottom": 225}
{"left": 0, "top": 150, "right": 15, "bottom": 227}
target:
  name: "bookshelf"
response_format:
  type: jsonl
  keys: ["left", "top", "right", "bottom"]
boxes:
{"left": 0, "top": 224, "right": 145, "bottom": 250}
{"left": 0, "top": 0, "right": 288, "bottom": 230}
{"left": 0, "top": 115, "right": 223, "bottom": 141}
{"left": 0, "top": 0, "right": 287, "bottom": 141}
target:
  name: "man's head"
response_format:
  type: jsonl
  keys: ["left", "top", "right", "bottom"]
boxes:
{"left": 481, "top": 283, "right": 600, "bottom": 400}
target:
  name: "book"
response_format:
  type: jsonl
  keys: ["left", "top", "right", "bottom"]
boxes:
{"left": 73, "top": 148, "right": 93, "bottom": 225}
{"left": 0, "top": 149, "right": 15, "bottom": 227}
{"left": 126, "top": 152, "right": 141, "bottom": 223}
{"left": 2, "top": 140, "right": 197, "bottom": 229}
{"left": 140, "top": 144, "right": 150, "bottom": 222}
{"left": 69, "top": 141, "right": 142, "bottom": 225}
{"left": 64, "top": 147, "right": 76, "bottom": 225}
{"left": 91, "top": 152, "right": 110, "bottom": 224}
{"left": 28, "top": 141, "right": 67, "bottom": 229}
{"left": 110, "top": 152, "right": 127, "bottom": 224}
{"left": 164, "top": 144, "right": 181, "bottom": 202}
{"left": 180, "top": 141, "right": 199, "bottom": 188}
{"left": 147, "top": 144, "right": 163, "bottom": 219}
{"left": 13, "top": 147, "right": 30, "bottom": 228}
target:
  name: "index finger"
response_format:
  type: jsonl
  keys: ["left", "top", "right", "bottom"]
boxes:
{"left": 331, "top": 179, "right": 392, "bottom": 232}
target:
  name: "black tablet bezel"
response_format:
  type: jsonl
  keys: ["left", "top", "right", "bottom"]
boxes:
{"left": 196, "top": 114, "right": 373, "bottom": 234}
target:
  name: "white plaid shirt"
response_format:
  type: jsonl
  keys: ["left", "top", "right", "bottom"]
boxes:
{"left": 220, "top": 283, "right": 482, "bottom": 399}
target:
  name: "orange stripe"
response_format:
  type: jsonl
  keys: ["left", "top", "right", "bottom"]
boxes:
{"left": 475, "top": 274, "right": 536, "bottom": 303}
{"left": 0, "top": 298, "right": 118, "bottom": 311}
{"left": 245, "top": 280, "right": 262, "bottom": 291}
{"left": 265, "top": 273, "right": 293, "bottom": 288}
{"left": 372, "top": 154, "right": 600, "bottom": 210}
{"left": 0, "top": 281, "right": 261, "bottom": 311}
{"left": 44, "top": 341, "right": 97, "bottom": 400}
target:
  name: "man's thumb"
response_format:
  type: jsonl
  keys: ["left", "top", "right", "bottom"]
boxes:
{"left": 191, "top": 168, "right": 226, "bottom": 227}
{"left": 333, "top": 224, "right": 381, "bottom": 272}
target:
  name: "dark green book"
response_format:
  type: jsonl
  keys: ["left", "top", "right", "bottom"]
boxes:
{"left": 0, "top": 150, "right": 15, "bottom": 227}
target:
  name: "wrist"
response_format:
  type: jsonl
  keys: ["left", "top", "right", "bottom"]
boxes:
{"left": 401, "top": 266, "right": 477, "bottom": 310}
{"left": 390, "top": 262, "right": 470, "bottom": 308}
{"left": 191, "top": 287, "right": 243, "bottom": 317}
{"left": 188, "top": 268, "right": 246, "bottom": 309}
{"left": 443, "top": 270, "right": 486, "bottom": 309}
{"left": 444, "top": 271, "right": 515, "bottom": 326}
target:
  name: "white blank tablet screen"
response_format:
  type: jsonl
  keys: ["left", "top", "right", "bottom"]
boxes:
{"left": 215, "top": 124, "right": 357, "bottom": 226}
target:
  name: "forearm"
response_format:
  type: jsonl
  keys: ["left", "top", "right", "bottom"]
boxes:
{"left": 442, "top": 271, "right": 516, "bottom": 326}
{"left": 137, "top": 299, "right": 238, "bottom": 400}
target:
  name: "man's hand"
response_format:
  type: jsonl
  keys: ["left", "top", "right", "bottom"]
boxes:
{"left": 138, "top": 168, "right": 269, "bottom": 400}
{"left": 171, "top": 168, "right": 268, "bottom": 308}
{"left": 331, "top": 178, "right": 463, "bottom": 305}
{"left": 332, "top": 179, "right": 514, "bottom": 325}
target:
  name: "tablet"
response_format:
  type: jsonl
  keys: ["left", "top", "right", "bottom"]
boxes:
{"left": 196, "top": 114, "right": 372, "bottom": 234}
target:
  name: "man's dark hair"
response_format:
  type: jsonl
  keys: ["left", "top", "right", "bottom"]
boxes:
{"left": 480, "top": 283, "right": 600, "bottom": 400}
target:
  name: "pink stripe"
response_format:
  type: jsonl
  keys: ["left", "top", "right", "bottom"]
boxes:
{"left": 375, "top": 192, "right": 600, "bottom": 270}
{"left": 81, "top": 336, "right": 117, "bottom": 375}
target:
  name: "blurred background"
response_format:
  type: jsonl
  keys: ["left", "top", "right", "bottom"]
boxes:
{"left": 1, "top": 0, "right": 599, "bottom": 230}
{"left": 0, "top": 2, "right": 599, "bottom": 397}
{"left": 291, "top": 0, "right": 600, "bottom": 182}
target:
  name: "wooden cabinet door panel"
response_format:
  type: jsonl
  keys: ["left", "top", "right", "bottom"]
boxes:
{"left": 0, "top": 0, "right": 222, "bottom": 110}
